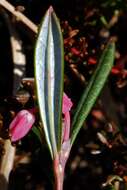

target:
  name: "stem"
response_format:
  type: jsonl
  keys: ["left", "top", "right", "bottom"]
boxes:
{"left": 0, "top": 0, "right": 38, "bottom": 33}
{"left": 53, "top": 155, "right": 64, "bottom": 190}
{"left": 53, "top": 140, "right": 71, "bottom": 190}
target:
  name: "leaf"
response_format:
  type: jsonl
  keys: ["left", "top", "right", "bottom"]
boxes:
{"left": 71, "top": 42, "right": 115, "bottom": 145}
{"left": 32, "top": 126, "right": 43, "bottom": 144}
{"left": 34, "top": 6, "right": 64, "bottom": 158}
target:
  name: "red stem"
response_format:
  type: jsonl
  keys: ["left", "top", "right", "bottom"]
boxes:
{"left": 53, "top": 155, "right": 64, "bottom": 190}
{"left": 53, "top": 141, "right": 71, "bottom": 190}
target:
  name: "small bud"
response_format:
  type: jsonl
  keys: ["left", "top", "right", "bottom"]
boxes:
{"left": 71, "top": 48, "right": 80, "bottom": 55}
{"left": 88, "top": 57, "right": 97, "bottom": 65}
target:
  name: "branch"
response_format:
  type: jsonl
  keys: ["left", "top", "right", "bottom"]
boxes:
{"left": 0, "top": 0, "right": 38, "bottom": 33}
{"left": 0, "top": 140, "right": 16, "bottom": 181}
{"left": 1, "top": 8, "right": 27, "bottom": 95}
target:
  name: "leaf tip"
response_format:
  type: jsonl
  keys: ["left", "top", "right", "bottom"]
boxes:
{"left": 48, "top": 6, "right": 54, "bottom": 14}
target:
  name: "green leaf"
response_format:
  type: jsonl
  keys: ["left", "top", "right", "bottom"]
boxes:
{"left": 71, "top": 42, "right": 115, "bottom": 145}
{"left": 34, "top": 6, "right": 64, "bottom": 158}
{"left": 32, "top": 126, "right": 43, "bottom": 144}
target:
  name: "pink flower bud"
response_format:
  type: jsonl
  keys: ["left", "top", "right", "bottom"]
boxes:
{"left": 62, "top": 93, "right": 73, "bottom": 142}
{"left": 62, "top": 93, "right": 73, "bottom": 114}
{"left": 9, "top": 110, "right": 35, "bottom": 142}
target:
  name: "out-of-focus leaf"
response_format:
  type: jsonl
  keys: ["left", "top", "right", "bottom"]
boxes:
{"left": 32, "top": 126, "right": 43, "bottom": 144}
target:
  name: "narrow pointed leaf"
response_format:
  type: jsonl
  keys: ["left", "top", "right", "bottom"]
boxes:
{"left": 34, "top": 7, "right": 64, "bottom": 158}
{"left": 71, "top": 42, "right": 115, "bottom": 145}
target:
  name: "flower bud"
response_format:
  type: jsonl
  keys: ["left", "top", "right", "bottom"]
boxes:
{"left": 62, "top": 93, "right": 73, "bottom": 114}
{"left": 62, "top": 93, "right": 73, "bottom": 141}
{"left": 9, "top": 110, "right": 35, "bottom": 142}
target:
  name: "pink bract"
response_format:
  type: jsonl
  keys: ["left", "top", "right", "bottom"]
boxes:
{"left": 62, "top": 93, "right": 73, "bottom": 114}
{"left": 62, "top": 93, "right": 73, "bottom": 141}
{"left": 9, "top": 110, "right": 35, "bottom": 142}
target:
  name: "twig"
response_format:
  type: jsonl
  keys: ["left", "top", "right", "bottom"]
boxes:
{"left": 0, "top": 0, "right": 38, "bottom": 33}
{"left": 0, "top": 140, "right": 16, "bottom": 181}
{"left": 0, "top": 8, "right": 26, "bottom": 183}
{"left": 1, "top": 7, "right": 26, "bottom": 95}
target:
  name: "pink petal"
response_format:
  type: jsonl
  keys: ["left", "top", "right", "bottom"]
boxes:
{"left": 62, "top": 93, "right": 73, "bottom": 142}
{"left": 10, "top": 110, "right": 35, "bottom": 142}
{"left": 62, "top": 112, "right": 70, "bottom": 141}
{"left": 62, "top": 93, "right": 73, "bottom": 114}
